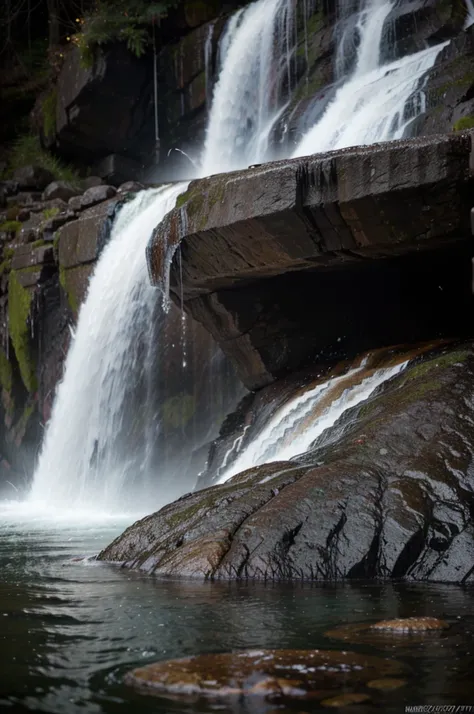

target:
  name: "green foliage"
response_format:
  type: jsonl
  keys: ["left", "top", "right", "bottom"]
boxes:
{"left": 42, "top": 88, "right": 58, "bottom": 139}
{"left": 42, "top": 207, "right": 60, "bottom": 221}
{"left": 453, "top": 116, "right": 474, "bottom": 131}
{"left": 0, "top": 221, "right": 21, "bottom": 234}
{"left": 75, "top": 0, "right": 179, "bottom": 64}
{"left": 8, "top": 271, "right": 37, "bottom": 394}
{"left": 6, "top": 134, "right": 80, "bottom": 186}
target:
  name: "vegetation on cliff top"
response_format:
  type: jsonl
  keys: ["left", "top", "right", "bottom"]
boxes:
{"left": 72, "top": 0, "right": 179, "bottom": 66}
{"left": 2, "top": 134, "right": 80, "bottom": 185}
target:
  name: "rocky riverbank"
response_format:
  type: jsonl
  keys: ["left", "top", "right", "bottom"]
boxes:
{"left": 99, "top": 341, "right": 474, "bottom": 583}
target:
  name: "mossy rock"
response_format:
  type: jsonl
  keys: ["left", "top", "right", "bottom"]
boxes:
{"left": 0, "top": 350, "right": 13, "bottom": 393}
{"left": 453, "top": 116, "right": 474, "bottom": 132}
{"left": 0, "top": 221, "right": 21, "bottom": 235}
{"left": 8, "top": 270, "right": 37, "bottom": 393}
{"left": 162, "top": 393, "right": 196, "bottom": 429}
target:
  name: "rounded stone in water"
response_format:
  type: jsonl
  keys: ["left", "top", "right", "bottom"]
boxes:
{"left": 325, "top": 617, "right": 449, "bottom": 647}
{"left": 125, "top": 648, "right": 405, "bottom": 700}
{"left": 370, "top": 617, "right": 449, "bottom": 632}
{"left": 367, "top": 678, "right": 407, "bottom": 691}
{"left": 321, "top": 692, "right": 372, "bottom": 707}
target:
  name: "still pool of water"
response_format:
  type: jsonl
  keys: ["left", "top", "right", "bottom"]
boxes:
{"left": 1, "top": 504, "right": 474, "bottom": 713}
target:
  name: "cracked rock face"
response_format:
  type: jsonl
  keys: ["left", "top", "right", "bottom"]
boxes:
{"left": 99, "top": 342, "right": 474, "bottom": 583}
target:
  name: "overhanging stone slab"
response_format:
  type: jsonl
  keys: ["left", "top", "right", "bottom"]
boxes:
{"left": 147, "top": 132, "right": 474, "bottom": 389}
{"left": 147, "top": 132, "right": 474, "bottom": 298}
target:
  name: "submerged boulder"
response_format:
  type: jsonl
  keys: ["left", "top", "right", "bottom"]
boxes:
{"left": 125, "top": 648, "right": 404, "bottom": 700}
{"left": 99, "top": 342, "right": 474, "bottom": 583}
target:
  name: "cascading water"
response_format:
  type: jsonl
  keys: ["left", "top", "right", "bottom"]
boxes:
{"left": 26, "top": 0, "right": 452, "bottom": 513}
{"left": 466, "top": 0, "right": 474, "bottom": 28}
{"left": 217, "top": 357, "right": 407, "bottom": 484}
{"left": 200, "top": 0, "right": 296, "bottom": 175}
{"left": 293, "top": 0, "right": 446, "bottom": 156}
{"left": 30, "top": 186, "right": 186, "bottom": 511}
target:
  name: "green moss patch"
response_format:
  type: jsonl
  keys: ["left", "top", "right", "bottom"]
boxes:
{"left": 42, "top": 207, "right": 60, "bottom": 221}
{"left": 453, "top": 116, "right": 474, "bottom": 132}
{"left": 0, "top": 350, "right": 13, "bottom": 393}
{"left": 59, "top": 264, "right": 79, "bottom": 314}
{"left": 0, "top": 221, "right": 21, "bottom": 234}
{"left": 162, "top": 393, "right": 196, "bottom": 429}
{"left": 8, "top": 270, "right": 37, "bottom": 393}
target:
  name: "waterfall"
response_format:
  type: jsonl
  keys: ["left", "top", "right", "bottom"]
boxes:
{"left": 31, "top": 185, "right": 190, "bottom": 511}
{"left": 200, "top": 0, "right": 296, "bottom": 175}
{"left": 293, "top": 0, "right": 446, "bottom": 156}
{"left": 466, "top": 0, "right": 474, "bottom": 28}
{"left": 217, "top": 358, "right": 407, "bottom": 484}
{"left": 26, "top": 0, "right": 450, "bottom": 513}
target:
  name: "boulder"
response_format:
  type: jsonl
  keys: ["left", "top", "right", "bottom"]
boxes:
{"left": 125, "top": 648, "right": 404, "bottom": 700}
{"left": 94, "top": 154, "right": 143, "bottom": 185}
{"left": 0, "top": 181, "right": 19, "bottom": 197}
{"left": 118, "top": 181, "right": 144, "bottom": 194}
{"left": 17, "top": 208, "right": 30, "bottom": 222}
{"left": 55, "top": 45, "right": 155, "bottom": 164}
{"left": 80, "top": 185, "right": 116, "bottom": 210}
{"left": 7, "top": 192, "right": 42, "bottom": 207}
{"left": 148, "top": 132, "right": 474, "bottom": 389}
{"left": 82, "top": 176, "right": 103, "bottom": 190}
{"left": 68, "top": 195, "right": 83, "bottom": 211}
{"left": 42, "top": 210, "right": 76, "bottom": 237}
{"left": 28, "top": 198, "right": 68, "bottom": 215}
{"left": 17, "top": 212, "right": 45, "bottom": 244}
{"left": 11, "top": 244, "right": 54, "bottom": 271}
{"left": 99, "top": 342, "right": 474, "bottom": 584}
{"left": 42, "top": 181, "right": 81, "bottom": 202}
{"left": 13, "top": 166, "right": 55, "bottom": 190}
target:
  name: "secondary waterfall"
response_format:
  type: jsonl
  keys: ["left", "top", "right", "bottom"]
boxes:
{"left": 217, "top": 356, "right": 407, "bottom": 484}
{"left": 200, "top": 0, "right": 296, "bottom": 175}
{"left": 293, "top": 0, "right": 445, "bottom": 156}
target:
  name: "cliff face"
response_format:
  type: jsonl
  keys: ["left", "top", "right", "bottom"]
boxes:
{"left": 35, "top": 0, "right": 474, "bottom": 180}
{"left": 99, "top": 342, "right": 474, "bottom": 584}
{"left": 149, "top": 132, "right": 474, "bottom": 389}
{"left": 0, "top": 177, "right": 242, "bottom": 497}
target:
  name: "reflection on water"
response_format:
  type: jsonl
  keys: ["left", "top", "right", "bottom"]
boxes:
{"left": 1, "top": 507, "right": 474, "bottom": 713}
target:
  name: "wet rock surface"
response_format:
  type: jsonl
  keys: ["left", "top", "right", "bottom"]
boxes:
{"left": 100, "top": 342, "right": 474, "bottom": 583}
{"left": 125, "top": 648, "right": 404, "bottom": 700}
{"left": 370, "top": 617, "right": 449, "bottom": 632}
{"left": 148, "top": 132, "right": 474, "bottom": 389}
